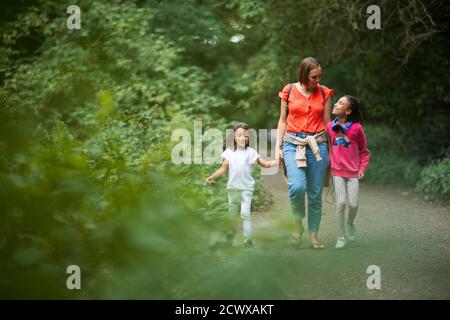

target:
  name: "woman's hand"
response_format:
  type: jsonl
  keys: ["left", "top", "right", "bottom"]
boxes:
{"left": 275, "top": 147, "right": 283, "bottom": 163}
{"left": 358, "top": 172, "right": 364, "bottom": 179}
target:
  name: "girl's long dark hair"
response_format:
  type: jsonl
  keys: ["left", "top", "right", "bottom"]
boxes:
{"left": 344, "top": 95, "right": 363, "bottom": 124}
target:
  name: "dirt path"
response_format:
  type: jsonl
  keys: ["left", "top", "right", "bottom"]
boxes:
{"left": 251, "top": 170, "right": 450, "bottom": 299}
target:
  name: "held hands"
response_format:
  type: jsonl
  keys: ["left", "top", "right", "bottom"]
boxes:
{"left": 267, "top": 160, "right": 278, "bottom": 167}
{"left": 275, "top": 148, "right": 283, "bottom": 163}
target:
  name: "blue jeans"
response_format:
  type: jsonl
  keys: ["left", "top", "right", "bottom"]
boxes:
{"left": 282, "top": 133, "right": 329, "bottom": 232}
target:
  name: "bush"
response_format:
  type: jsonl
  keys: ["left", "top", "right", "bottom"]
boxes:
{"left": 0, "top": 1, "right": 278, "bottom": 298}
{"left": 363, "top": 125, "right": 449, "bottom": 204}
{"left": 363, "top": 125, "right": 422, "bottom": 187}
{"left": 416, "top": 155, "right": 450, "bottom": 204}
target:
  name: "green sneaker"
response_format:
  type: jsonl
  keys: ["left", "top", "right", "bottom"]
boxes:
{"left": 335, "top": 236, "right": 346, "bottom": 249}
{"left": 346, "top": 224, "right": 356, "bottom": 242}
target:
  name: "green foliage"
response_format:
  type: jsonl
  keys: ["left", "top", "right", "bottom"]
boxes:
{"left": 363, "top": 125, "right": 422, "bottom": 187}
{"left": 363, "top": 124, "right": 449, "bottom": 202}
{"left": 416, "top": 154, "right": 450, "bottom": 204}
{"left": 0, "top": 0, "right": 281, "bottom": 299}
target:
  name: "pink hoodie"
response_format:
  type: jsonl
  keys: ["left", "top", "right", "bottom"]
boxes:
{"left": 326, "top": 122, "right": 370, "bottom": 178}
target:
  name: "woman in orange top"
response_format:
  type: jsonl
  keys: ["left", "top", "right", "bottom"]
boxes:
{"left": 275, "top": 57, "right": 334, "bottom": 249}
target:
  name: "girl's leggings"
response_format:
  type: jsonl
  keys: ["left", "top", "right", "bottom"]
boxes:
{"left": 228, "top": 189, "right": 253, "bottom": 240}
{"left": 333, "top": 176, "right": 359, "bottom": 237}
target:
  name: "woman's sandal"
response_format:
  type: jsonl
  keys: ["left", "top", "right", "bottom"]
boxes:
{"left": 291, "top": 222, "right": 305, "bottom": 246}
{"left": 310, "top": 242, "right": 326, "bottom": 249}
{"left": 291, "top": 232, "right": 302, "bottom": 246}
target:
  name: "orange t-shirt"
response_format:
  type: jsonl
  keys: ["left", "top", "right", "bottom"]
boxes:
{"left": 279, "top": 83, "right": 334, "bottom": 134}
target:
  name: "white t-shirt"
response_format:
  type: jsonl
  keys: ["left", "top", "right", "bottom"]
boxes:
{"left": 221, "top": 147, "right": 260, "bottom": 191}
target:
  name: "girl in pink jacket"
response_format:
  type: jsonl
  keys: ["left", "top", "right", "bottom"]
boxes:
{"left": 326, "top": 95, "right": 370, "bottom": 249}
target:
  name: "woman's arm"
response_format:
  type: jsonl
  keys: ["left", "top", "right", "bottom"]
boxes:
{"left": 206, "top": 160, "right": 229, "bottom": 185}
{"left": 275, "top": 99, "right": 288, "bottom": 163}
{"left": 323, "top": 96, "right": 331, "bottom": 126}
{"left": 325, "top": 124, "right": 333, "bottom": 164}
{"left": 257, "top": 157, "right": 277, "bottom": 168}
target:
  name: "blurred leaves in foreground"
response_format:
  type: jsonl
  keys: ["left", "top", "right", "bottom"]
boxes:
{"left": 0, "top": 0, "right": 286, "bottom": 299}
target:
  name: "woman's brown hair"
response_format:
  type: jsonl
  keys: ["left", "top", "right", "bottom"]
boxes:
{"left": 296, "top": 57, "right": 321, "bottom": 85}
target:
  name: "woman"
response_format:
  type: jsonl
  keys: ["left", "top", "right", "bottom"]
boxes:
{"left": 275, "top": 57, "right": 334, "bottom": 249}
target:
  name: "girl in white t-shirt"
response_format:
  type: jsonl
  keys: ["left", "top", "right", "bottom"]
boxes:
{"left": 206, "top": 122, "right": 277, "bottom": 248}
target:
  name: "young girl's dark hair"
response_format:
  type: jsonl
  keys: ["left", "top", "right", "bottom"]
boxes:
{"left": 344, "top": 95, "right": 364, "bottom": 124}
{"left": 232, "top": 122, "right": 250, "bottom": 150}
{"left": 224, "top": 122, "right": 250, "bottom": 151}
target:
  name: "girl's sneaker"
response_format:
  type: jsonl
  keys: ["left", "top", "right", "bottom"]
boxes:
{"left": 224, "top": 230, "right": 236, "bottom": 247}
{"left": 335, "top": 237, "right": 346, "bottom": 249}
{"left": 346, "top": 224, "right": 356, "bottom": 242}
